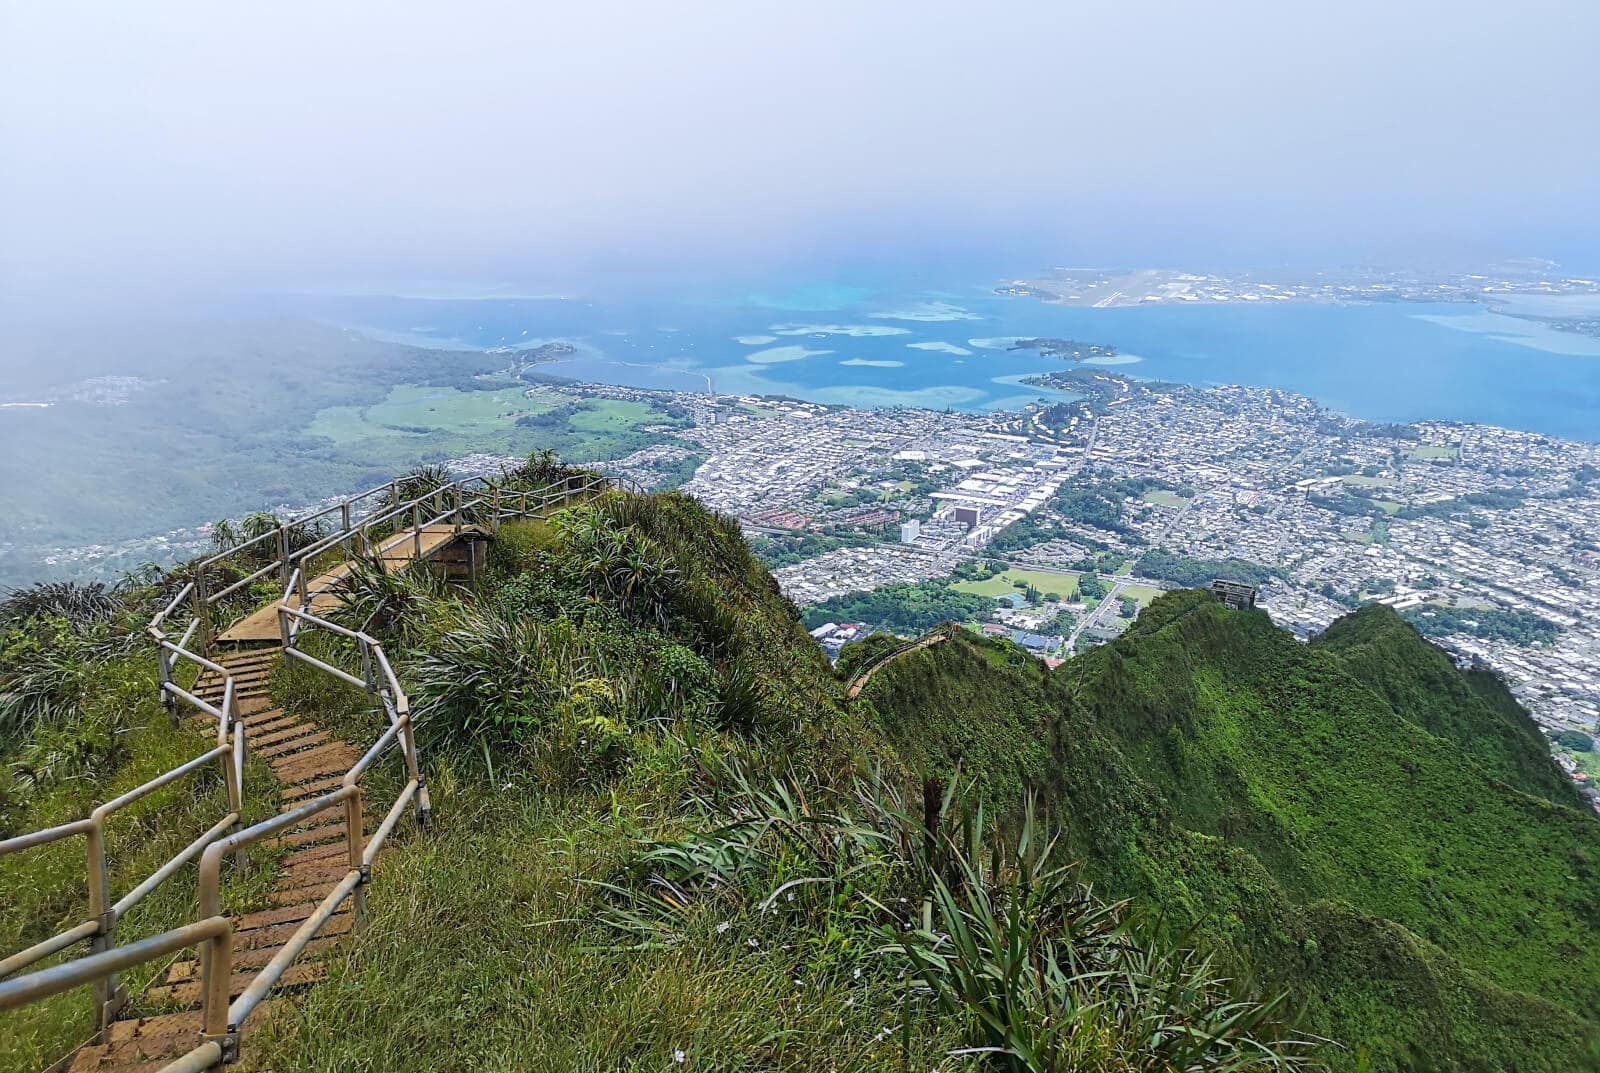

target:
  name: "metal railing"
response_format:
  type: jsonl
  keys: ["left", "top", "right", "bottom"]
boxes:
{"left": 1, "top": 466, "right": 637, "bottom": 1070}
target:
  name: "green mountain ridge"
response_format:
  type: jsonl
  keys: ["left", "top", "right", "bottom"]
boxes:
{"left": 4, "top": 478, "right": 1597, "bottom": 1071}
{"left": 861, "top": 590, "right": 1600, "bottom": 1070}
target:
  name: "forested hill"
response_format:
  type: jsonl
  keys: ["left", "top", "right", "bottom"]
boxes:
{"left": 861, "top": 590, "right": 1600, "bottom": 1071}
{"left": 6, "top": 478, "right": 1597, "bottom": 1072}
{"left": 1312, "top": 602, "right": 1582, "bottom": 806}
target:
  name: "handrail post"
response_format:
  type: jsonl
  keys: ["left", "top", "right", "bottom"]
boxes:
{"left": 360, "top": 640, "right": 374, "bottom": 692}
{"left": 347, "top": 789, "right": 368, "bottom": 927}
{"left": 191, "top": 568, "right": 210, "bottom": 653}
{"left": 399, "top": 707, "right": 430, "bottom": 828}
{"left": 341, "top": 501, "right": 353, "bottom": 558}
{"left": 85, "top": 817, "right": 124, "bottom": 1032}
{"left": 277, "top": 526, "right": 292, "bottom": 586}
{"left": 278, "top": 602, "right": 292, "bottom": 650}
{"left": 452, "top": 484, "right": 463, "bottom": 535}
{"left": 491, "top": 485, "right": 502, "bottom": 532}
{"left": 201, "top": 922, "right": 235, "bottom": 1061}
{"left": 411, "top": 502, "right": 423, "bottom": 561}
{"left": 224, "top": 721, "right": 246, "bottom": 869}
{"left": 155, "top": 632, "right": 178, "bottom": 726}
{"left": 197, "top": 844, "right": 237, "bottom": 1060}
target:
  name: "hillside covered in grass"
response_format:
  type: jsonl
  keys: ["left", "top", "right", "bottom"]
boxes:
{"left": 862, "top": 590, "right": 1600, "bottom": 1071}
{"left": 4, "top": 470, "right": 1596, "bottom": 1072}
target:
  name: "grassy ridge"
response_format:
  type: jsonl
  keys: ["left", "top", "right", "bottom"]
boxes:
{"left": 7, "top": 478, "right": 1596, "bottom": 1071}
{"left": 860, "top": 591, "right": 1600, "bottom": 1070}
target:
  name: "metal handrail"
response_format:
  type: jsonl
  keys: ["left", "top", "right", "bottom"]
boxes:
{"left": 0, "top": 732, "right": 244, "bottom": 1027}
{"left": 0, "top": 465, "right": 637, "bottom": 1064}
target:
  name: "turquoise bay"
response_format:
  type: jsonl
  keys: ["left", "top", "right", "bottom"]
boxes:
{"left": 282, "top": 283, "right": 1600, "bottom": 442}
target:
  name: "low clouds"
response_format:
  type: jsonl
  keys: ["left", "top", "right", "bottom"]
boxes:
{"left": 2, "top": 0, "right": 1596, "bottom": 302}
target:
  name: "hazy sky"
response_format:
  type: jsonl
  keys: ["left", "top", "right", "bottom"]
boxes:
{"left": 3, "top": 0, "right": 1598, "bottom": 300}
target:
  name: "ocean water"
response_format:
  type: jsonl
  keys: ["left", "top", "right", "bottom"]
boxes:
{"left": 278, "top": 281, "right": 1600, "bottom": 441}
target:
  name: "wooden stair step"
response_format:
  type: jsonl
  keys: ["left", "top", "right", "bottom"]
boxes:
{"left": 221, "top": 653, "right": 282, "bottom": 669}
{"left": 266, "top": 820, "right": 344, "bottom": 850}
{"left": 248, "top": 717, "right": 309, "bottom": 743}
{"left": 257, "top": 730, "right": 331, "bottom": 759}
{"left": 282, "top": 859, "right": 358, "bottom": 890}
{"left": 69, "top": 1052, "right": 190, "bottom": 1073}
{"left": 234, "top": 908, "right": 353, "bottom": 950}
{"left": 282, "top": 839, "right": 354, "bottom": 869}
{"left": 68, "top": 1018, "right": 198, "bottom": 1070}
{"left": 105, "top": 1010, "right": 202, "bottom": 1044}
{"left": 279, "top": 775, "right": 346, "bottom": 805}
{"left": 142, "top": 961, "right": 324, "bottom": 1006}
{"left": 268, "top": 882, "right": 351, "bottom": 908}
{"left": 235, "top": 902, "right": 327, "bottom": 932}
{"left": 272, "top": 741, "right": 358, "bottom": 777}
{"left": 163, "top": 934, "right": 343, "bottom": 978}
{"left": 234, "top": 695, "right": 279, "bottom": 716}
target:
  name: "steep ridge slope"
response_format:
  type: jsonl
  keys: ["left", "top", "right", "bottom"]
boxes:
{"left": 860, "top": 591, "right": 1600, "bottom": 1071}
{"left": 1312, "top": 603, "right": 1580, "bottom": 806}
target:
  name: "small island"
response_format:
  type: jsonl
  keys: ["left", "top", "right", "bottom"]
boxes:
{"left": 1008, "top": 337, "right": 1118, "bottom": 361}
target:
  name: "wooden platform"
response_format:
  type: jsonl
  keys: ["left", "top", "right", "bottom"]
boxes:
{"left": 217, "top": 524, "right": 482, "bottom": 643}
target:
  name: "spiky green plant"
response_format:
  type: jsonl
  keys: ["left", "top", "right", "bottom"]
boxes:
{"left": 555, "top": 508, "right": 680, "bottom": 630}
{"left": 0, "top": 616, "right": 136, "bottom": 746}
{"left": 331, "top": 556, "right": 445, "bottom": 643}
{"left": 407, "top": 604, "right": 625, "bottom": 773}
{"left": 496, "top": 448, "right": 590, "bottom": 492}
{"left": 0, "top": 581, "right": 122, "bottom": 630}
{"left": 384, "top": 464, "right": 456, "bottom": 510}
{"left": 597, "top": 758, "right": 1321, "bottom": 1072}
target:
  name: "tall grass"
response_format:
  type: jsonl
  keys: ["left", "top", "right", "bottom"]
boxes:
{"left": 598, "top": 759, "right": 1322, "bottom": 1073}
{"left": 1, "top": 644, "right": 282, "bottom": 1073}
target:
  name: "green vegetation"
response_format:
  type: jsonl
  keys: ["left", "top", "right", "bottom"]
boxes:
{"left": 1396, "top": 489, "right": 1525, "bottom": 520}
{"left": 748, "top": 530, "right": 876, "bottom": 568}
{"left": 0, "top": 319, "right": 690, "bottom": 587}
{"left": 861, "top": 594, "right": 1600, "bottom": 1071}
{"left": 951, "top": 566, "right": 1079, "bottom": 600}
{"left": 1121, "top": 583, "right": 1164, "bottom": 608}
{"left": 802, "top": 579, "right": 995, "bottom": 634}
{"left": 1132, "top": 548, "right": 1277, "bottom": 588}
{"left": 1553, "top": 730, "right": 1596, "bottom": 752}
{"left": 1402, "top": 603, "right": 1561, "bottom": 646}
{"left": 6, "top": 474, "right": 1597, "bottom": 1072}
{"left": 1409, "top": 443, "right": 1460, "bottom": 461}
{"left": 0, "top": 583, "right": 281, "bottom": 1070}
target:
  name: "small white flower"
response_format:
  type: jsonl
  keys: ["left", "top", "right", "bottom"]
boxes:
{"left": 716, "top": 920, "right": 731, "bottom": 934}
{"left": 852, "top": 967, "right": 861, "bottom": 979}
{"left": 747, "top": 937, "right": 759, "bottom": 949}
{"left": 673, "top": 1049, "right": 686, "bottom": 1064}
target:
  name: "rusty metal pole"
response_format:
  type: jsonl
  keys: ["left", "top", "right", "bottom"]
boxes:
{"left": 84, "top": 817, "right": 120, "bottom": 1033}
{"left": 191, "top": 568, "right": 210, "bottom": 652}
{"left": 277, "top": 526, "right": 291, "bottom": 586}
{"left": 227, "top": 721, "right": 247, "bottom": 870}
{"left": 346, "top": 790, "right": 367, "bottom": 928}
{"left": 200, "top": 922, "right": 235, "bottom": 1062}
{"left": 156, "top": 637, "right": 177, "bottom": 727}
